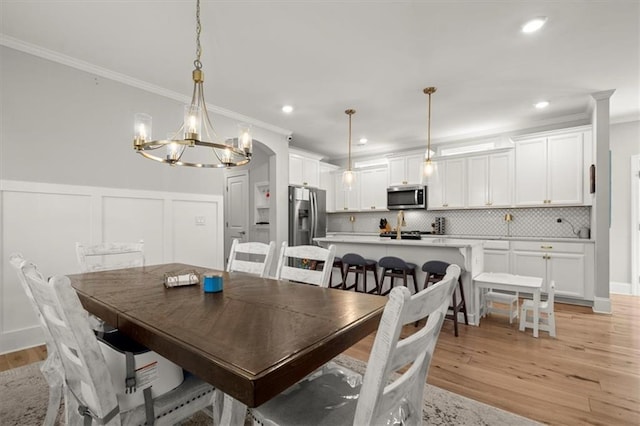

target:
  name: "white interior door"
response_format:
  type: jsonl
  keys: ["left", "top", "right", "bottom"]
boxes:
{"left": 225, "top": 171, "right": 249, "bottom": 265}
{"left": 632, "top": 155, "right": 640, "bottom": 295}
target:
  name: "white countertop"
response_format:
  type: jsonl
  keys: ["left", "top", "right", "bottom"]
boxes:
{"left": 324, "top": 232, "right": 594, "bottom": 244}
{"left": 314, "top": 235, "right": 483, "bottom": 248}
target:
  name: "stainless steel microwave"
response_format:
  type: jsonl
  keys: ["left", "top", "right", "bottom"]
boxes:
{"left": 387, "top": 185, "right": 427, "bottom": 210}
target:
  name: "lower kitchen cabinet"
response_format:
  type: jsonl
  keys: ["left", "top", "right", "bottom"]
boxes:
{"left": 511, "top": 241, "right": 592, "bottom": 299}
{"left": 481, "top": 239, "right": 594, "bottom": 302}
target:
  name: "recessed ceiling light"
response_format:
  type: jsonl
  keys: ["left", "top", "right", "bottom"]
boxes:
{"left": 522, "top": 17, "right": 548, "bottom": 33}
{"left": 535, "top": 101, "right": 550, "bottom": 109}
{"left": 359, "top": 138, "right": 368, "bottom": 145}
{"left": 282, "top": 105, "right": 293, "bottom": 114}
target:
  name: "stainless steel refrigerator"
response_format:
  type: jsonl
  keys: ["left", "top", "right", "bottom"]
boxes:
{"left": 289, "top": 186, "right": 326, "bottom": 246}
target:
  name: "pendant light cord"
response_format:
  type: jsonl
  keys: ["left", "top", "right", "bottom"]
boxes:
{"left": 194, "top": 0, "right": 202, "bottom": 70}
{"left": 423, "top": 87, "right": 436, "bottom": 161}
{"left": 348, "top": 112, "right": 352, "bottom": 170}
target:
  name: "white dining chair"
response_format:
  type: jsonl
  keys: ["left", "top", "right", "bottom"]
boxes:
{"left": 250, "top": 264, "right": 460, "bottom": 426}
{"left": 17, "top": 258, "right": 216, "bottom": 425}
{"left": 520, "top": 280, "right": 556, "bottom": 337}
{"left": 226, "top": 239, "right": 276, "bottom": 278}
{"left": 9, "top": 253, "right": 64, "bottom": 426}
{"left": 275, "top": 242, "right": 336, "bottom": 287}
{"left": 76, "top": 240, "right": 145, "bottom": 273}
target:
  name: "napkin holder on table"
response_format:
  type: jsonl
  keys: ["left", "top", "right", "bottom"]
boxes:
{"left": 164, "top": 271, "right": 199, "bottom": 288}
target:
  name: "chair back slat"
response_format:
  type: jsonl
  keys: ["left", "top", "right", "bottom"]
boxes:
{"left": 76, "top": 241, "right": 144, "bottom": 273}
{"left": 275, "top": 242, "right": 336, "bottom": 287}
{"left": 353, "top": 264, "right": 460, "bottom": 424}
{"left": 226, "top": 239, "right": 276, "bottom": 277}
{"left": 20, "top": 262, "right": 119, "bottom": 421}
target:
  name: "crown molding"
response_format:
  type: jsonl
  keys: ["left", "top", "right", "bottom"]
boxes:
{"left": 0, "top": 34, "right": 292, "bottom": 136}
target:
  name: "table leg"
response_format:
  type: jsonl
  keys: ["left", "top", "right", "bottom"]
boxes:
{"left": 219, "top": 393, "right": 247, "bottom": 426}
{"left": 474, "top": 284, "right": 481, "bottom": 326}
{"left": 533, "top": 289, "right": 540, "bottom": 338}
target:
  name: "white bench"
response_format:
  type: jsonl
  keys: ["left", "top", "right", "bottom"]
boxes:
{"left": 473, "top": 272, "right": 543, "bottom": 337}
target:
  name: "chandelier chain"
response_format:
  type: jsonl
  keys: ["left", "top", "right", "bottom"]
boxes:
{"left": 194, "top": 0, "right": 202, "bottom": 70}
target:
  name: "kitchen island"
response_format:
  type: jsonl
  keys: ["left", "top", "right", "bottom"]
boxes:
{"left": 314, "top": 234, "right": 485, "bottom": 325}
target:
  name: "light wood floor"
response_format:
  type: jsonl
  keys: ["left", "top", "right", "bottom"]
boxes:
{"left": 2, "top": 295, "right": 638, "bottom": 425}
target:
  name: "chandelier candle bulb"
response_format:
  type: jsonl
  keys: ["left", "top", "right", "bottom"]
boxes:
{"left": 238, "top": 124, "right": 253, "bottom": 154}
{"left": 184, "top": 105, "right": 201, "bottom": 140}
{"left": 134, "top": 113, "right": 152, "bottom": 147}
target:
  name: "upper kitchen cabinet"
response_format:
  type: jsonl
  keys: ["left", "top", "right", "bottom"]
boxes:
{"left": 427, "top": 158, "right": 466, "bottom": 209}
{"left": 467, "top": 151, "right": 513, "bottom": 208}
{"left": 289, "top": 149, "right": 321, "bottom": 188}
{"left": 359, "top": 167, "right": 389, "bottom": 211}
{"left": 319, "top": 162, "right": 340, "bottom": 212}
{"left": 388, "top": 153, "right": 424, "bottom": 186}
{"left": 513, "top": 127, "right": 591, "bottom": 206}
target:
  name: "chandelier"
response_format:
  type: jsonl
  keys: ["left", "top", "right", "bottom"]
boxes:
{"left": 423, "top": 87, "right": 436, "bottom": 176}
{"left": 342, "top": 109, "right": 356, "bottom": 189}
{"left": 133, "top": 0, "right": 252, "bottom": 168}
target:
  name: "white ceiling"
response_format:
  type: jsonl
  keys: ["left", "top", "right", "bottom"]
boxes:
{"left": 1, "top": 0, "right": 638, "bottom": 161}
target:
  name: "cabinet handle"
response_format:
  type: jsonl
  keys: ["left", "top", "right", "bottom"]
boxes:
{"left": 541, "top": 245, "right": 553, "bottom": 249}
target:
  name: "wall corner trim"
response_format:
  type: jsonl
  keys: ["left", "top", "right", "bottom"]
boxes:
{"left": 592, "top": 296, "right": 612, "bottom": 314}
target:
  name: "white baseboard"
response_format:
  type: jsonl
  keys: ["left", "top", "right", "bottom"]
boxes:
{"left": 0, "top": 326, "right": 44, "bottom": 355}
{"left": 610, "top": 281, "right": 632, "bottom": 295}
{"left": 592, "top": 296, "right": 613, "bottom": 314}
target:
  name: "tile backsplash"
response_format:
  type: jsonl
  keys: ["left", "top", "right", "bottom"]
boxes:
{"left": 327, "top": 206, "right": 591, "bottom": 239}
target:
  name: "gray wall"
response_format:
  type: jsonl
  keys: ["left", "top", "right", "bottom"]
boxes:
{"left": 610, "top": 120, "right": 640, "bottom": 284}
{"left": 1, "top": 46, "right": 228, "bottom": 193}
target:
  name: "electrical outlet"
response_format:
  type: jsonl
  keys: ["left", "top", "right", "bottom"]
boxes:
{"left": 195, "top": 216, "right": 206, "bottom": 226}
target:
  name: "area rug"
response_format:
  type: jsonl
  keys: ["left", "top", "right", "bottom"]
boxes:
{"left": 0, "top": 355, "right": 540, "bottom": 425}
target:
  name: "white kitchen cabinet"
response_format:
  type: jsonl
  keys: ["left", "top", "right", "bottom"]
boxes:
{"left": 319, "top": 162, "right": 340, "bottom": 212}
{"left": 388, "top": 153, "right": 424, "bottom": 185}
{"left": 467, "top": 151, "right": 513, "bottom": 208}
{"left": 514, "top": 129, "right": 586, "bottom": 206}
{"left": 511, "top": 241, "right": 589, "bottom": 299}
{"left": 483, "top": 240, "right": 510, "bottom": 273}
{"left": 359, "top": 167, "right": 389, "bottom": 211}
{"left": 333, "top": 171, "right": 360, "bottom": 211}
{"left": 427, "top": 158, "right": 466, "bottom": 209}
{"left": 289, "top": 153, "right": 320, "bottom": 188}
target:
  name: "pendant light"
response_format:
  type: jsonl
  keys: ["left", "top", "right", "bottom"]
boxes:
{"left": 342, "top": 109, "right": 356, "bottom": 190}
{"left": 133, "top": 0, "right": 252, "bottom": 168}
{"left": 423, "top": 87, "right": 437, "bottom": 176}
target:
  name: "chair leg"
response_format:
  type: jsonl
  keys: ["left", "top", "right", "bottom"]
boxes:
{"left": 451, "top": 290, "right": 459, "bottom": 337}
{"left": 372, "top": 266, "right": 380, "bottom": 294}
{"left": 361, "top": 266, "right": 367, "bottom": 293}
{"left": 548, "top": 312, "right": 557, "bottom": 338}
{"left": 519, "top": 305, "right": 526, "bottom": 331}
{"left": 411, "top": 270, "right": 418, "bottom": 294}
{"left": 458, "top": 278, "right": 469, "bottom": 325}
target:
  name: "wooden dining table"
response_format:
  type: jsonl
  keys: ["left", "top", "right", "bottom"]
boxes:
{"left": 68, "top": 263, "right": 387, "bottom": 424}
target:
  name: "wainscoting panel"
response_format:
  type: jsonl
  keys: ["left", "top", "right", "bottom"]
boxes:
{"left": 2, "top": 189, "right": 92, "bottom": 331}
{"left": 171, "top": 200, "right": 223, "bottom": 270}
{"left": 0, "top": 180, "right": 224, "bottom": 354}
{"left": 102, "top": 196, "right": 165, "bottom": 266}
